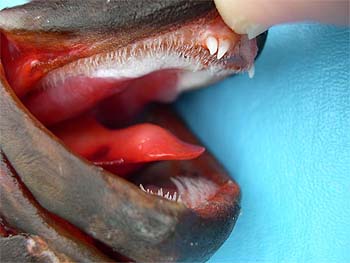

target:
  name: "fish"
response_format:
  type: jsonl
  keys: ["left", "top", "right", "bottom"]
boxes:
{"left": 0, "top": 1, "right": 267, "bottom": 262}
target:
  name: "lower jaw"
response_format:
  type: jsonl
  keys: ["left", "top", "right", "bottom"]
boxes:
{"left": 0, "top": 69, "right": 241, "bottom": 262}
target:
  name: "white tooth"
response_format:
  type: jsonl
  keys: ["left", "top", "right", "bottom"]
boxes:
{"left": 248, "top": 64, "right": 255, "bottom": 78}
{"left": 139, "top": 184, "right": 146, "bottom": 192}
{"left": 217, "top": 39, "right": 230, "bottom": 59}
{"left": 206, "top": 36, "right": 218, "bottom": 55}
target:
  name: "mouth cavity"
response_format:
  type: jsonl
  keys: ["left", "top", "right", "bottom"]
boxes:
{"left": 1, "top": 10, "right": 254, "bottom": 214}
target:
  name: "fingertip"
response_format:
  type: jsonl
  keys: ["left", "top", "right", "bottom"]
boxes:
{"left": 214, "top": 0, "right": 349, "bottom": 37}
{"left": 214, "top": 0, "right": 270, "bottom": 38}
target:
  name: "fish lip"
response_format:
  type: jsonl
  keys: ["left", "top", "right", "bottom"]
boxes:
{"left": 0, "top": 61, "right": 241, "bottom": 262}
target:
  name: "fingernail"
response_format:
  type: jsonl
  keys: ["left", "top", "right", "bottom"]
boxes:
{"left": 246, "top": 24, "right": 268, "bottom": 39}
{"left": 227, "top": 16, "right": 268, "bottom": 39}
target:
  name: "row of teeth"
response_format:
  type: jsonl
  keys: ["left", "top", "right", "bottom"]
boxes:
{"left": 139, "top": 184, "right": 181, "bottom": 202}
{"left": 205, "top": 36, "right": 231, "bottom": 59}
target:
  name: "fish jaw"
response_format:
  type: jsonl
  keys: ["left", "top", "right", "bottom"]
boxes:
{"left": 0, "top": 1, "right": 260, "bottom": 262}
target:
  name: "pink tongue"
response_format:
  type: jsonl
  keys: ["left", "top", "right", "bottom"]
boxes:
{"left": 52, "top": 115, "right": 204, "bottom": 176}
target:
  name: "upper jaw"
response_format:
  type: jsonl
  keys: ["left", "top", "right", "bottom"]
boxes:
{"left": 1, "top": 10, "right": 257, "bottom": 128}
{"left": 37, "top": 11, "right": 257, "bottom": 96}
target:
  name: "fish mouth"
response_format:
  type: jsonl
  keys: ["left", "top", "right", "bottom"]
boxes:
{"left": 0, "top": 5, "right": 265, "bottom": 263}
{"left": 2, "top": 10, "right": 252, "bottom": 209}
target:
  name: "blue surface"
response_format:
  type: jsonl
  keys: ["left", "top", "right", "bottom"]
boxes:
{"left": 0, "top": 0, "right": 26, "bottom": 8}
{"left": 177, "top": 25, "right": 350, "bottom": 262}
{"left": 1, "top": 2, "right": 350, "bottom": 262}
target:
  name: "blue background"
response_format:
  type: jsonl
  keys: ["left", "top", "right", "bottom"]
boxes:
{"left": 2, "top": 1, "right": 349, "bottom": 262}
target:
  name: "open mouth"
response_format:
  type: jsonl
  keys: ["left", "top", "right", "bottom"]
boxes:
{"left": 0, "top": 2, "right": 267, "bottom": 262}
{"left": 1, "top": 10, "right": 255, "bottom": 210}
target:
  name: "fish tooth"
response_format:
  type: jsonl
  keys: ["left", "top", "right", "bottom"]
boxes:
{"left": 206, "top": 36, "right": 218, "bottom": 55}
{"left": 248, "top": 64, "right": 255, "bottom": 78}
{"left": 217, "top": 39, "right": 230, "bottom": 59}
{"left": 139, "top": 184, "right": 146, "bottom": 192}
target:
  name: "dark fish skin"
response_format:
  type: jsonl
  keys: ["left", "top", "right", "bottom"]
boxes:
{"left": 0, "top": 235, "right": 71, "bottom": 263}
{"left": 0, "top": 153, "right": 113, "bottom": 262}
{"left": 0, "top": 1, "right": 243, "bottom": 262}
{"left": 0, "top": 1, "right": 216, "bottom": 74}
{"left": 1, "top": 0, "right": 215, "bottom": 33}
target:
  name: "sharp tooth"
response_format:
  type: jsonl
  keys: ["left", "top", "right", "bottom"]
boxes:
{"left": 206, "top": 36, "right": 218, "bottom": 55}
{"left": 248, "top": 64, "right": 255, "bottom": 78}
{"left": 139, "top": 184, "right": 146, "bottom": 192}
{"left": 217, "top": 39, "right": 230, "bottom": 59}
